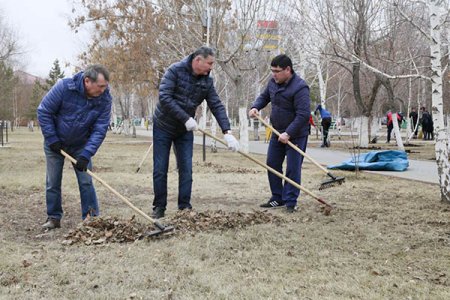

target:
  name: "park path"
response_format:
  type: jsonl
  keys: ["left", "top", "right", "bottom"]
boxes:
{"left": 136, "top": 128, "right": 438, "bottom": 185}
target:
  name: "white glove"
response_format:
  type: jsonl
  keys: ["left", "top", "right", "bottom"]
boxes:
{"left": 224, "top": 134, "right": 240, "bottom": 152}
{"left": 184, "top": 117, "right": 198, "bottom": 131}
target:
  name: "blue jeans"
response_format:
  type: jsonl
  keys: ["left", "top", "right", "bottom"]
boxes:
{"left": 153, "top": 125, "right": 193, "bottom": 210}
{"left": 267, "top": 135, "right": 308, "bottom": 207}
{"left": 44, "top": 143, "right": 99, "bottom": 220}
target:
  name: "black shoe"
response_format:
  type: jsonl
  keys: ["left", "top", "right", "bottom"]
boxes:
{"left": 42, "top": 218, "right": 61, "bottom": 230}
{"left": 152, "top": 207, "right": 165, "bottom": 219}
{"left": 179, "top": 207, "right": 192, "bottom": 211}
{"left": 320, "top": 144, "right": 326, "bottom": 148}
{"left": 260, "top": 200, "right": 285, "bottom": 208}
{"left": 286, "top": 206, "right": 297, "bottom": 213}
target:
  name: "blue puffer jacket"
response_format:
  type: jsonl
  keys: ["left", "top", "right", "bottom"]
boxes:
{"left": 252, "top": 73, "right": 310, "bottom": 138}
{"left": 37, "top": 72, "right": 112, "bottom": 159}
{"left": 315, "top": 104, "right": 331, "bottom": 119}
{"left": 154, "top": 54, "right": 231, "bottom": 135}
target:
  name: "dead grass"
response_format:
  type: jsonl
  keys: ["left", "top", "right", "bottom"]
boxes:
{"left": 0, "top": 128, "right": 449, "bottom": 299}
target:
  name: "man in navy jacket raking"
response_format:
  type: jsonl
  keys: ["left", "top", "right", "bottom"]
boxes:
{"left": 37, "top": 65, "right": 112, "bottom": 229}
{"left": 249, "top": 54, "right": 311, "bottom": 212}
{"left": 152, "top": 46, "right": 239, "bottom": 219}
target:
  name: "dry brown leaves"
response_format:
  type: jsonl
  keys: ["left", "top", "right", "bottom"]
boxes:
{"left": 171, "top": 209, "right": 281, "bottom": 233}
{"left": 62, "top": 215, "right": 147, "bottom": 246}
{"left": 62, "top": 210, "right": 281, "bottom": 246}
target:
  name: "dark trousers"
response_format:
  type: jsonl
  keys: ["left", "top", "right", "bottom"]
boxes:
{"left": 153, "top": 124, "right": 193, "bottom": 210}
{"left": 321, "top": 117, "right": 332, "bottom": 146}
{"left": 267, "top": 135, "right": 308, "bottom": 207}
{"left": 387, "top": 124, "right": 393, "bottom": 142}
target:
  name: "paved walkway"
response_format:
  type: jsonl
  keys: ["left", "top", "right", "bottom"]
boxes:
{"left": 136, "top": 128, "right": 438, "bottom": 185}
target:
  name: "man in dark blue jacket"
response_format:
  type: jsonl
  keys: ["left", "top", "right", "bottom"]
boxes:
{"left": 37, "top": 65, "right": 112, "bottom": 229}
{"left": 152, "top": 46, "right": 239, "bottom": 219}
{"left": 249, "top": 54, "right": 310, "bottom": 212}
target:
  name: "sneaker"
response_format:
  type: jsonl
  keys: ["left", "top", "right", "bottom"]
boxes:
{"left": 286, "top": 206, "right": 297, "bottom": 213}
{"left": 42, "top": 218, "right": 61, "bottom": 230}
{"left": 152, "top": 207, "right": 165, "bottom": 219}
{"left": 260, "top": 200, "right": 285, "bottom": 208}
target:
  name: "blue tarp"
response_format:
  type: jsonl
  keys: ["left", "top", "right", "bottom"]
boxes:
{"left": 327, "top": 150, "right": 409, "bottom": 172}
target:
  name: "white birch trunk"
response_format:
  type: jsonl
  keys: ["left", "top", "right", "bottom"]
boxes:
{"left": 429, "top": 0, "right": 450, "bottom": 201}
{"left": 316, "top": 62, "right": 327, "bottom": 107}
{"left": 199, "top": 101, "right": 207, "bottom": 130}
{"left": 358, "top": 116, "right": 369, "bottom": 148}
{"left": 392, "top": 113, "right": 405, "bottom": 151}
{"left": 239, "top": 107, "right": 249, "bottom": 153}
{"left": 370, "top": 117, "right": 381, "bottom": 140}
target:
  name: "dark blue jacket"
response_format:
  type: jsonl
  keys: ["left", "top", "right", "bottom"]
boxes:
{"left": 252, "top": 73, "right": 310, "bottom": 138}
{"left": 154, "top": 54, "right": 230, "bottom": 135}
{"left": 315, "top": 104, "right": 331, "bottom": 119}
{"left": 37, "top": 72, "right": 112, "bottom": 159}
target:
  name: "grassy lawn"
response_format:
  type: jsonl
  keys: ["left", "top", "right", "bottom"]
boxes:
{"left": 0, "top": 127, "right": 449, "bottom": 299}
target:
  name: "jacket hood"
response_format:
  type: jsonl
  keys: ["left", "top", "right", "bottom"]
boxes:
{"left": 68, "top": 71, "right": 86, "bottom": 95}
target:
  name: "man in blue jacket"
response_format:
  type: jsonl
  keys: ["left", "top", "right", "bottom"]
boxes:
{"left": 152, "top": 46, "right": 239, "bottom": 219}
{"left": 315, "top": 104, "right": 332, "bottom": 147}
{"left": 37, "top": 65, "right": 112, "bottom": 229}
{"left": 249, "top": 54, "right": 310, "bottom": 212}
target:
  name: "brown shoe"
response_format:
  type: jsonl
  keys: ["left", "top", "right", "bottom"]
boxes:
{"left": 42, "top": 218, "right": 61, "bottom": 230}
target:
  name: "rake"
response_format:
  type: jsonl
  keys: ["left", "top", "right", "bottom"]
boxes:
{"left": 136, "top": 142, "right": 153, "bottom": 173}
{"left": 197, "top": 129, "right": 333, "bottom": 214}
{"left": 256, "top": 114, "right": 345, "bottom": 190}
{"left": 61, "top": 150, "right": 174, "bottom": 237}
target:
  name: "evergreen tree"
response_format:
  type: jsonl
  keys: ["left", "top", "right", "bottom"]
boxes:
{"left": 27, "top": 79, "right": 46, "bottom": 120}
{"left": 0, "top": 61, "right": 17, "bottom": 120}
{"left": 45, "top": 59, "right": 65, "bottom": 91}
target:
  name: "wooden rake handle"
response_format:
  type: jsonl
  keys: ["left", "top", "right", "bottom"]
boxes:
{"left": 197, "top": 129, "right": 332, "bottom": 208}
{"left": 60, "top": 150, "right": 158, "bottom": 224}
{"left": 255, "top": 114, "right": 330, "bottom": 175}
{"left": 136, "top": 142, "right": 153, "bottom": 173}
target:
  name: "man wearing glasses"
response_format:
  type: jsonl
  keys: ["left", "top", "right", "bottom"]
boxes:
{"left": 248, "top": 54, "right": 311, "bottom": 213}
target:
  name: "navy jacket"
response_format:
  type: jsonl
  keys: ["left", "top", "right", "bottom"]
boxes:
{"left": 37, "top": 72, "right": 112, "bottom": 159}
{"left": 315, "top": 104, "right": 331, "bottom": 119}
{"left": 252, "top": 73, "right": 310, "bottom": 138}
{"left": 154, "top": 54, "right": 230, "bottom": 135}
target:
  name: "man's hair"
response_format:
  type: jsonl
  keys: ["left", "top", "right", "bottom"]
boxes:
{"left": 84, "top": 64, "right": 110, "bottom": 82}
{"left": 192, "top": 46, "right": 216, "bottom": 59}
{"left": 271, "top": 54, "right": 293, "bottom": 73}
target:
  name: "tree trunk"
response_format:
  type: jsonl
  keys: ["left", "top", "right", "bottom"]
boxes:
{"left": 392, "top": 113, "right": 405, "bottom": 151}
{"left": 429, "top": 0, "right": 450, "bottom": 202}
{"left": 358, "top": 116, "right": 369, "bottom": 148}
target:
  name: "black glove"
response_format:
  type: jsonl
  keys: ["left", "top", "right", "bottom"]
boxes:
{"left": 74, "top": 156, "right": 89, "bottom": 172}
{"left": 49, "top": 141, "right": 62, "bottom": 154}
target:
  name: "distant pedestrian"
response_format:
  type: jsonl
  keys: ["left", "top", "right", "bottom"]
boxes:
{"left": 386, "top": 111, "right": 401, "bottom": 143}
{"left": 420, "top": 107, "right": 434, "bottom": 140}
{"left": 315, "top": 104, "right": 332, "bottom": 147}
{"left": 264, "top": 116, "right": 272, "bottom": 143}
{"left": 409, "top": 107, "right": 418, "bottom": 138}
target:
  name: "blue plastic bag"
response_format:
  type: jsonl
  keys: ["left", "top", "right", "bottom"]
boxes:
{"left": 328, "top": 150, "right": 409, "bottom": 172}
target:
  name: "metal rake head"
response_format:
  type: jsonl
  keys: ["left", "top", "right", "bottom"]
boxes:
{"left": 319, "top": 176, "right": 345, "bottom": 190}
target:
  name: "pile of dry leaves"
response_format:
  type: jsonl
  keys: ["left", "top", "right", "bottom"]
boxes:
{"left": 62, "top": 210, "right": 281, "bottom": 245}
{"left": 171, "top": 209, "right": 281, "bottom": 233}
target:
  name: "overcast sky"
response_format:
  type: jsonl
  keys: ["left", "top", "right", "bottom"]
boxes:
{"left": 1, "top": 0, "right": 89, "bottom": 78}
